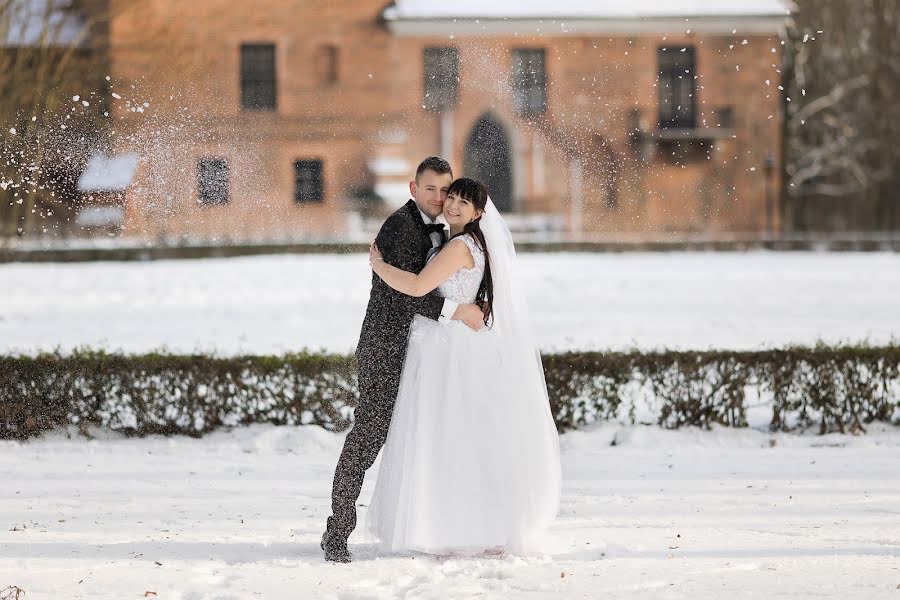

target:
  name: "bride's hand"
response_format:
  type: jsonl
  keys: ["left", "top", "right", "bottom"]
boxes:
{"left": 369, "top": 242, "right": 383, "bottom": 268}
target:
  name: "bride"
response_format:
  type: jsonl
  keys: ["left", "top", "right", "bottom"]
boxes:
{"left": 365, "top": 177, "right": 561, "bottom": 556}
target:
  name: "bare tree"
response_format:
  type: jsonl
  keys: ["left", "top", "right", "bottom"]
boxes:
{"left": 0, "top": 0, "right": 112, "bottom": 240}
{"left": 782, "top": 0, "right": 900, "bottom": 230}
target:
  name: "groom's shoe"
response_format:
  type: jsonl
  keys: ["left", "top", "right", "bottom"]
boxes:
{"left": 321, "top": 530, "right": 351, "bottom": 563}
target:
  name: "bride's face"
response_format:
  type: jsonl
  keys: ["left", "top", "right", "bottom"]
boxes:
{"left": 443, "top": 192, "right": 483, "bottom": 228}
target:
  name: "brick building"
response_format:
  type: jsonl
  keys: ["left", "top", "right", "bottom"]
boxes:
{"left": 107, "top": 0, "right": 790, "bottom": 240}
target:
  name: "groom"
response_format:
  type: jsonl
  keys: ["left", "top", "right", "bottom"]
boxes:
{"left": 321, "top": 156, "right": 485, "bottom": 562}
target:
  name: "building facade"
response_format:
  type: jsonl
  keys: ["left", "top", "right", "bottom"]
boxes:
{"left": 107, "top": 0, "right": 790, "bottom": 240}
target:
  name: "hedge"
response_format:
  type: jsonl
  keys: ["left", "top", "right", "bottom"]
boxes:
{"left": 0, "top": 345, "right": 897, "bottom": 440}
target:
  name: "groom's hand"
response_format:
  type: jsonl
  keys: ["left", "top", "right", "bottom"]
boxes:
{"left": 453, "top": 303, "right": 485, "bottom": 332}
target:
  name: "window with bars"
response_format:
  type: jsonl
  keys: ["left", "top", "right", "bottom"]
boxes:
{"left": 423, "top": 46, "right": 458, "bottom": 111}
{"left": 511, "top": 48, "right": 547, "bottom": 115}
{"left": 240, "top": 43, "right": 276, "bottom": 111}
{"left": 197, "top": 157, "right": 228, "bottom": 205}
{"left": 657, "top": 46, "right": 696, "bottom": 128}
{"left": 294, "top": 159, "right": 324, "bottom": 203}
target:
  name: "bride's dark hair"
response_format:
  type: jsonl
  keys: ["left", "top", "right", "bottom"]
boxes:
{"left": 447, "top": 177, "right": 493, "bottom": 326}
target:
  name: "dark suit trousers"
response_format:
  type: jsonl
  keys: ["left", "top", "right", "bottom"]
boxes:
{"left": 327, "top": 348, "right": 404, "bottom": 541}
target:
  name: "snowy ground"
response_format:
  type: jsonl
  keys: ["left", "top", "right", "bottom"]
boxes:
{"left": 1, "top": 424, "right": 898, "bottom": 599}
{"left": 2, "top": 251, "right": 898, "bottom": 597}
{"left": 1, "top": 251, "right": 898, "bottom": 354}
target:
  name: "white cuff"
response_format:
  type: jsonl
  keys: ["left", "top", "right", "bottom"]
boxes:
{"left": 439, "top": 299, "right": 459, "bottom": 324}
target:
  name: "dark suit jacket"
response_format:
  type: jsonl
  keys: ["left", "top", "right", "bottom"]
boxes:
{"left": 356, "top": 200, "right": 444, "bottom": 376}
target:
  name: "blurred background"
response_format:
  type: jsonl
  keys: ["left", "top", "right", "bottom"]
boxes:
{"left": 1, "top": 0, "right": 898, "bottom": 245}
{"left": 0, "top": 0, "right": 898, "bottom": 355}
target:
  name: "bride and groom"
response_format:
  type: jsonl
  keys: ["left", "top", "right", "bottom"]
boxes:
{"left": 321, "top": 156, "right": 561, "bottom": 563}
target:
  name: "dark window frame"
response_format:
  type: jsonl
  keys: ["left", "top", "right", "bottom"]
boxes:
{"left": 240, "top": 43, "right": 277, "bottom": 111}
{"left": 657, "top": 46, "right": 696, "bottom": 129}
{"left": 294, "top": 159, "right": 324, "bottom": 203}
{"left": 197, "top": 157, "right": 229, "bottom": 205}
{"left": 511, "top": 48, "right": 547, "bottom": 115}
{"left": 423, "top": 46, "right": 459, "bottom": 111}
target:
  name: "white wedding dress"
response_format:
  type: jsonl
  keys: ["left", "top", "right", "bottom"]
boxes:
{"left": 366, "top": 208, "right": 561, "bottom": 556}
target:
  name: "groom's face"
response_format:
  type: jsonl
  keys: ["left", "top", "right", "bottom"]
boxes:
{"left": 410, "top": 169, "right": 452, "bottom": 220}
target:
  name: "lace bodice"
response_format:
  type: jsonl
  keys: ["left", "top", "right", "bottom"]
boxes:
{"left": 435, "top": 234, "right": 485, "bottom": 304}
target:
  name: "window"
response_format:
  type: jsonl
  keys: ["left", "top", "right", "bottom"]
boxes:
{"left": 294, "top": 159, "right": 324, "bottom": 203}
{"left": 316, "top": 44, "right": 339, "bottom": 86}
{"left": 423, "top": 46, "right": 458, "bottom": 111}
{"left": 241, "top": 43, "right": 276, "bottom": 110}
{"left": 197, "top": 158, "right": 228, "bottom": 204}
{"left": 511, "top": 48, "right": 546, "bottom": 115}
{"left": 717, "top": 106, "right": 734, "bottom": 129}
{"left": 657, "top": 46, "right": 696, "bottom": 128}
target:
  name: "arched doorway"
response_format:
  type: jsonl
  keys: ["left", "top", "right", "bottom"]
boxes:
{"left": 463, "top": 114, "right": 513, "bottom": 212}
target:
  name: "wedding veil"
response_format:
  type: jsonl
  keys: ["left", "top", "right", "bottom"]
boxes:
{"left": 481, "top": 198, "right": 550, "bottom": 402}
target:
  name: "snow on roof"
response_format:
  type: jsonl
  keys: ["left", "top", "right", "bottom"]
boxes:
{"left": 2, "top": 0, "right": 87, "bottom": 47}
{"left": 75, "top": 205, "right": 124, "bottom": 227}
{"left": 383, "top": 0, "right": 792, "bottom": 20}
{"left": 77, "top": 153, "right": 140, "bottom": 193}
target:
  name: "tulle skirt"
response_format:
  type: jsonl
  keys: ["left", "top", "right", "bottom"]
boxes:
{"left": 366, "top": 315, "right": 561, "bottom": 556}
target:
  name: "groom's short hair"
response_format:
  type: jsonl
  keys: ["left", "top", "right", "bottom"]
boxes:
{"left": 415, "top": 156, "right": 452, "bottom": 183}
